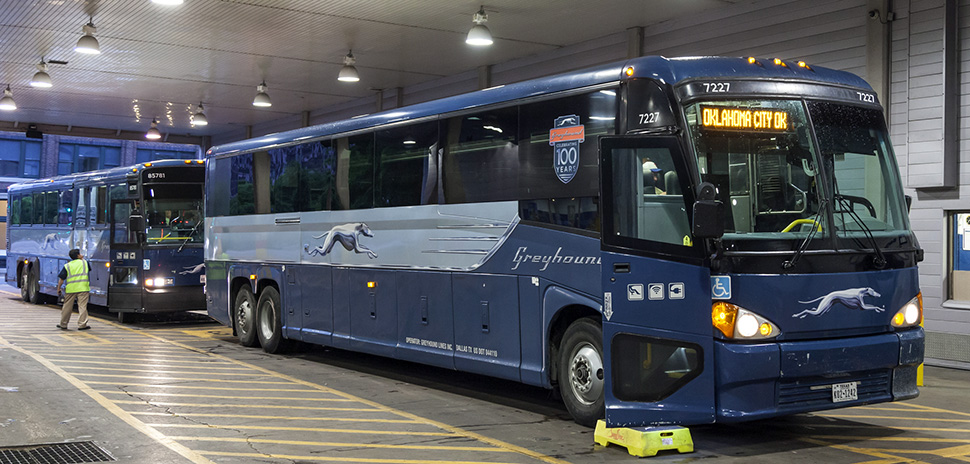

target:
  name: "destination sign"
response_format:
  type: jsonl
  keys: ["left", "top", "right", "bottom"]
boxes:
{"left": 701, "top": 106, "right": 790, "bottom": 131}
{"left": 141, "top": 167, "right": 205, "bottom": 183}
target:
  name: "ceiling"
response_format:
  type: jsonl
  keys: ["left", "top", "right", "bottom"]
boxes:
{"left": 0, "top": 0, "right": 743, "bottom": 141}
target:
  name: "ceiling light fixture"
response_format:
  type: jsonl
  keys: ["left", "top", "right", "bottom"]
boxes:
{"left": 151, "top": 0, "right": 184, "bottom": 5}
{"left": 192, "top": 103, "right": 208, "bottom": 126}
{"left": 0, "top": 85, "right": 16, "bottom": 111}
{"left": 145, "top": 118, "right": 162, "bottom": 139}
{"left": 252, "top": 82, "right": 272, "bottom": 107}
{"left": 338, "top": 50, "right": 360, "bottom": 82}
{"left": 75, "top": 17, "right": 101, "bottom": 54}
{"left": 466, "top": 6, "right": 493, "bottom": 46}
{"left": 30, "top": 60, "right": 52, "bottom": 88}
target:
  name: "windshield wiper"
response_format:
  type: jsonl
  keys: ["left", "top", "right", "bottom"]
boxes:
{"left": 783, "top": 199, "right": 827, "bottom": 270}
{"left": 176, "top": 220, "right": 203, "bottom": 254}
{"left": 835, "top": 194, "right": 887, "bottom": 269}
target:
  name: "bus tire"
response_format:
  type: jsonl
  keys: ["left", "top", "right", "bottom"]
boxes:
{"left": 257, "top": 287, "right": 289, "bottom": 354}
{"left": 25, "top": 267, "right": 41, "bottom": 305}
{"left": 234, "top": 286, "right": 259, "bottom": 347}
{"left": 557, "top": 317, "right": 605, "bottom": 427}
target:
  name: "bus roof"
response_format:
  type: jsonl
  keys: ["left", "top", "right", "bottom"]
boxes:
{"left": 207, "top": 55, "right": 873, "bottom": 157}
{"left": 7, "top": 159, "right": 204, "bottom": 194}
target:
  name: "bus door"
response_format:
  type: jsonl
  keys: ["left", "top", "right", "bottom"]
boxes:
{"left": 108, "top": 200, "right": 143, "bottom": 312}
{"left": 599, "top": 135, "right": 715, "bottom": 427}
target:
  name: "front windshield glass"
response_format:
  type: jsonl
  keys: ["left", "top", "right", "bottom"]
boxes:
{"left": 685, "top": 99, "right": 910, "bottom": 247}
{"left": 686, "top": 100, "right": 826, "bottom": 238}
{"left": 143, "top": 183, "right": 203, "bottom": 245}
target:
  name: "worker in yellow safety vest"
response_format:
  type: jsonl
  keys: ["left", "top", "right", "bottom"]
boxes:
{"left": 56, "top": 248, "right": 91, "bottom": 330}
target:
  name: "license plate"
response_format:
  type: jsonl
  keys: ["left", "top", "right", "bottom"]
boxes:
{"left": 832, "top": 382, "right": 858, "bottom": 403}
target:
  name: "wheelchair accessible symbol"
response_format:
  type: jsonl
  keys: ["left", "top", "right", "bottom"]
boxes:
{"left": 711, "top": 276, "right": 732, "bottom": 300}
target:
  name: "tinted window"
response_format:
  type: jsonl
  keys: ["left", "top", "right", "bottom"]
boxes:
{"left": 10, "top": 196, "right": 20, "bottom": 225}
{"left": 334, "top": 134, "right": 374, "bottom": 210}
{"left": 75, "top": 187, "right": 88, "bottom": 228}
{"left": 229, "top": 153, "right": 255, "bottom": 215}
{"left": 442, "top": 106, "right": 518, "bottom": 203}
{"left": 20, "top": 194, "right": 32, "bottom": 225}
{"left": 376, "top": 121, "right": 438, "bottom": 207}
{"left": 60, "top": 189, "right": 74, "bottom": 226}
{"left": 299, "top": 141, "right": 336, "bottom": 212}
{"left": 45, "top": 191, "right": 58, "bottom": 225}
{"left": 268, "top": 146, "right": 300, "bottom": 213}
{"left": 32, "top": 193, "right": 44, "bottom": 224}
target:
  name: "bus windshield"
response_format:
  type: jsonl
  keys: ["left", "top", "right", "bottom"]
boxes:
{"left": 685, "top": 99, "right": 910, "bottom": 247}
{"left": 143, "top": 183, "right": 203, "bottom": 245}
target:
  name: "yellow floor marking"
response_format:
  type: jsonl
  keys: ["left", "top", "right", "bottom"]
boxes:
{"left": 818, "top": 414, "right": 970, "bottom": 423}
{"left": 0, "top": 341, "right": 215, "bottom": 464}
{"left": 98, "top": 322, "right": 575, "bottom": 464}
{"left": 790, "top": 423, "right": 970, "bottom": 434}
{"left": 112, "top": 400, "right": 382, "bottom": 412}
{"left": 799, "top": 437, "right": 934, "bottom": 464}
{"left": 43, "top": 359, "right": 250, "bottom": 370}
{"left": 67, "top": 366, "right": 278, "bottom": 376}
{"left": 197, "top": 451, "right": 520, "bottom": 464}
{"left": 865, "top": 444, "right": 970, "bottom": 459}
{"left": 170, "top": 436, "right": 507, "bottom": 452}
{"left": 892, "top": 402, "right": 970, "bottom": 418}
{"left": 179, "top": 328, "right": 233, "bottom": 339}
{"left": 69, "top": 373, "right": 296, "bottom": 384}
{"left": 31, "top": 333, "right": 115, "bottom": 346}
{"left": 100, "top": 390, "right": 356, "bottom": 402}
{"left": 131, "top": 411, "right": 419, "bottom": 424}
{"left": 82, "top": 381, "right": 318, "bottom": 392}
{"left": 808, "top": 435, "right": 970, "bottom": 444}
{"left": 147, "top": 423, "right": 456, "bottom": 436}
{"left": 38, "top": 352, "right": 227, "bottom": 361}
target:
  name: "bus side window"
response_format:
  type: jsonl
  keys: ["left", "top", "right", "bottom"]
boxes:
{"left": 32, "top": 192, "right": 44, "bottom": 225}
{"left": 45, "top": 191, "right": 58, "bottom": 225}
{"left": 59, "top": 189, "right": 73, "bottom": 226}
{"left": 95, "top": 186, "right": 107, "bottom": 224}
{"left": 441, "top": 106, "right": 518, "bottom": 204}
{"left": 20, "top": 194, "right": 32, "bottom": 225}
{"left": 10, "top": 195, "right": 19, "bottom": 226}
{"left": 75, "top": 187, "right": 87, "bottom": 228}
{"left": 334, "top": 134, "right": 375, "bottom": 210}
{"left": 301, "top": 140, "right": 335, "bottom": 212}
{"left": 375, "top": 121, "right": 438, "bottom": 207}
{"left": 268, "top": 146, "right": 300, "bottom": 214}
{"left": 229, "top": 153, "right": 256, "bottom": 216}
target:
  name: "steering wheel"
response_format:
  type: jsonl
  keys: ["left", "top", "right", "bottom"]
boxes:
{"left": 782, "top": 218, "right": 822, "bottom": 233}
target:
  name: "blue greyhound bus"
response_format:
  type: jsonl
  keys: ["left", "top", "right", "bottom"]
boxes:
{"left": 204, "top": 56, "right": 924, "bottom": 427}
{"left": 7, "top": 159, "right": 206, "bottom": 322}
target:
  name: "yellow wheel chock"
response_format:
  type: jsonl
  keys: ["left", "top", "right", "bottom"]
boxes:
{"left": 594, "top": 420, "right": 694, "bottom": 457}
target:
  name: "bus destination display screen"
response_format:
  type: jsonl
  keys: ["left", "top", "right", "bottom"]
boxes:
{"left": 700, "top": 106, "right": 790, "bottom": 132}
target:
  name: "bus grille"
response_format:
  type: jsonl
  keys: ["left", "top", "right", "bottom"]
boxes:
{"left": 778, "top": 369, "right": 891, "bottom": 407}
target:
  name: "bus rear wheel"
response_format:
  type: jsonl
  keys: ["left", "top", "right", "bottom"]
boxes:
{"left": 23, "top": 268, "right": 41, "bottom": 304}
{"left": 558, "top": 317, "right": 605, "bottom": 427}
{"left": 257, "top": 287, "right": 289, "bottom": 354}
{"left": 234, "top": 286, "right": 259, "bottom": 347}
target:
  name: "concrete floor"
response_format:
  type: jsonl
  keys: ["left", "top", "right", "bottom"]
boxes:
{"left": 1, "top": 286, "right": 968, "bottom": 464}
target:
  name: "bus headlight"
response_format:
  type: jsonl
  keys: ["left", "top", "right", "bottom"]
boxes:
{"left": 145, "top": 277, "right": 173, "bottom": 287}
{"left": 712, "top": 302, "right": 780, "bottom": 340}
{"left": 891, "top": 293, "right": 922, "bottom": 328}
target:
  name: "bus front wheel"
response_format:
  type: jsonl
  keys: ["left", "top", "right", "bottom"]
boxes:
{"left": 20, "top": 269, "right": 30, "bottom": 302}
{"left": 234, "top": 287, "right": 259, "bottom": 347}
{"left": 23, "top": 268, "right": 41, "bottom": 304}
{"left": 256, "top": 287, "right": 289, "bottom": 354}
{"left": 558, "top": 317, "right": 605, "bottom": 427}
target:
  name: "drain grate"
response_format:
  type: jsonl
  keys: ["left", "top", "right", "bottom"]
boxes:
{"left": 0, "top": 441, "right": 114, "bottom": 464}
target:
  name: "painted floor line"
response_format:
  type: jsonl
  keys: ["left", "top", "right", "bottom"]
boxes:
{"left": 130, "top": 411, "right": 421, "bottom": 424}
{"left": 68, "top": 372, "right": 298, "bottom": 384}
{"left": 112, "top": 400, "right": 386, "bottom": 412}
{"left": 100, "top": 391, "right": 357, "bottom": 402}
{"left": 196, "top": 451, "right": 523, "bottom": 464}
{"left": 146, "top": 423, "right": 458, "bottom": 436}
{"left": 169, "top": 436, "right": 509, "bottom": 452}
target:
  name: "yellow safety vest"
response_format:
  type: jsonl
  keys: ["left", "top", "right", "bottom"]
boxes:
{"left": 64, "top": 259, "right": 91, "bottom": 294}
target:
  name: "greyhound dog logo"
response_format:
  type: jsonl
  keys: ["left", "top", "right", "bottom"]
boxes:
{"left": 792, "top": 287, "right": 885, "bottom": 318}
{"left": 179, "top": 263, "right": 205, "bottom": 275}
{"left": 305, "top": 223, "right": 378, "bottom": 259}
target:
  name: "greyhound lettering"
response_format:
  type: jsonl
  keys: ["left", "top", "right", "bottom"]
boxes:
{"left": 305, "top": 223, "right": 378, "bottom": 259}
{"left": 793, "top": 287, "right": 884, "bottom": 318}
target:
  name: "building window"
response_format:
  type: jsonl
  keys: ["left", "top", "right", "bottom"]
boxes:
{"left": 58, "top": 143, "right": 122, "bottom": 173}
{"left": 950, "top": 212, "right": 970, "bottom": 302}
{"left": 0, "top": 137, "right": 42, "bottom": 178}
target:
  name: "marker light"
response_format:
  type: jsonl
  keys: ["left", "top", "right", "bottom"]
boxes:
{"left": 797, "top": 61, "right": 812, "bottom": 70}
{"left": 249, "top": 274, "right": 256, "bottom": 280}
{"left": 891, "top": 293, "right": 923, "bottom": 328}
{"left": 748, "top": 56, "right": 757, "bottom": 64}
{"left": 624, "top": 66, "right": 634, "bottom": 77}
{"left": 367, "top": 281, "right": 377, "bottom": 288}
{"left": 712, "top": 302, "right": 780, "bottom": 340}
{"left": 773, "top": 58, "right": 787, "bottom": 67}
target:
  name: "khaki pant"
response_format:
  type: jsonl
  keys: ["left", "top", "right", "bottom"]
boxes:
{"left": 60, "top": 292, "right": 90, "bottom": 328}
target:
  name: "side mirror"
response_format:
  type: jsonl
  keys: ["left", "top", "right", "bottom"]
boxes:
{"left": 905, "top": 194, "right": 913, "bottom": 213}
{"left": 692, "top": 182, "right": 724, "bottom": 239}
{"left": 129, "top": 214, "right": 146, "bottom": 244}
